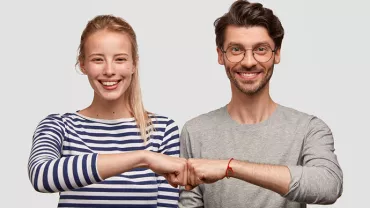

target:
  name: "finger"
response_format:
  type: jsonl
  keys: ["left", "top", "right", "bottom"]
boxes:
{"left": 173, "top": 162, "right": 186, "bottom": 187}
{"left": 164, "top": 174, "right": 178, "bottom": 188}
{"left": 169, "top": 173, "right": 180, "bottom": 187}
{"left": 169, "top": 182, "right": 178, "bottom": 188}
{"left": 189, "top": 162, "right": 197, "bottom": 187}
{"left": 185, "top": 184, "right": 195, "bottom": 191}
{"left": 182, "top": 161, "right": 188, "bottom": 186}
{"left": 197, "top": 174, "right": 205, "bottom": 185}
{"left": 187, "top": 160, "right": 191, "bottom": 187}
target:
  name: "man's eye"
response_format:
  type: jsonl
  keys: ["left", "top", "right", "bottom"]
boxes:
{"left": 254, "top": 46, "right": 269, "bottom": 55}
{"left": 231, "top": 47, "right": 241, "bottom": 52}
{"left": 228, "top": 46, "right": 244, "bottom": 55}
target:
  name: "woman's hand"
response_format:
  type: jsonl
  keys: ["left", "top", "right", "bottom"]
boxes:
{"left": 143, "top": 151, "right": 188, "bottom": 188}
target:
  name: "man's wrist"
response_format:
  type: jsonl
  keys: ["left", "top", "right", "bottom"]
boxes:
{"left": 225, "top": 158, "right": 235, "bottom": 178}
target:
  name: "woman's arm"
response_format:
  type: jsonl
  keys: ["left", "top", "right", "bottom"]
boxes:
{"left": 28, "top": 114, "right": 187, "bottom": 193}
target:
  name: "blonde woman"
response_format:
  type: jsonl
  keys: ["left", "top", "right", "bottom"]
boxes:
{"left": 28, "top": 15, "right": 187, "bottom": 207}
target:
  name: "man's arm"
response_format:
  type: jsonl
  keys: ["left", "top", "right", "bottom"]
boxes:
{"left": 228, "top": 160, "right": 290, "bottom": 194}
{"left": 283, "top": 116, "right": 343, "bottom": 204}
{"left": 186, "top": 117, "right": 343, "bottom": 204}
{"left": 186, "top": 158, "right": 290, "bottom": 195}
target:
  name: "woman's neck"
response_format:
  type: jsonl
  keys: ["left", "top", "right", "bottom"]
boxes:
{"left": 79, "top": 94, "right": 132, "bottom": 120}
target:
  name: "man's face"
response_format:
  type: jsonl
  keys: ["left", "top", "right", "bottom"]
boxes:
{"left": 217, "top": 25, "right": 281, "bottom": 95}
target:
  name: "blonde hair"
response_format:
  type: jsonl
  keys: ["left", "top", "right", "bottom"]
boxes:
{"left": 76, "top": 15, "right": 153, "bottom": 142}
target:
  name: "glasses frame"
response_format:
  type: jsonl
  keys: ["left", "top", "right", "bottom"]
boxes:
{"left": 221, "top": 45, "right": 277, "bottom": 63}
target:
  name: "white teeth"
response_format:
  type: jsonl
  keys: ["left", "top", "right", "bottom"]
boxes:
{"left": 102, "top": 81, "right": 118, "bottom": 86}
{"left": 240, "top": 72, "right": 258, "bottom": 77}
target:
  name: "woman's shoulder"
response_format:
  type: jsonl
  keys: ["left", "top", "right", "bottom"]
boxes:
{"left": 34, "top": 113, "right": 72, "bottom": 132}
{"left": 37, "top": 112, "right": 85, "bottom": 128}
{"left": 148, "top": 112, "right": 177, "bottom": 125}
{"left": 39, "top": 112, "right": 78, "bottom": 121}
{"left": 148, "top": 113, "right": 179, "bottom": 134}
{"left": 148, "top": 113, "right": 179, "bottom": 141}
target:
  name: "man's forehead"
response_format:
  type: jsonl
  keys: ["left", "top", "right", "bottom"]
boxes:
{"left": 224, "top": 25, "right": 274, "bottom": 47}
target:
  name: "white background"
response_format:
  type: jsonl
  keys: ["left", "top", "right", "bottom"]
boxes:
{"left": 0, "top": 0, "right": 369, "bottom": 207}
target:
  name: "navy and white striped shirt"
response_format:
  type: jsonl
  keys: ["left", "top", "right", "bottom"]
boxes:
{"left": 28, "top": 112, "right": 180, "bottom": 207}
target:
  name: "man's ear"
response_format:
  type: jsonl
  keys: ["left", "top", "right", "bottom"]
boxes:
{"left": 274, "top": 48, "right": 281, "bottom": 64}
{"left": 217, "top": 47, "right": 225, "bottom": 65}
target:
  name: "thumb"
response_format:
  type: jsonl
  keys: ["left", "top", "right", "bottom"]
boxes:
{"left": 163, "top": 174, "right": 177, "bottom": 188}
{"left": 185, "top": 185, "right": 195, "bottom": 191}
{"left": 166, "top": 173, "right": 179, "bottom": 188}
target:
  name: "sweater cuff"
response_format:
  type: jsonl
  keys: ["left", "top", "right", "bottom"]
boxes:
{"left": 283, "top": 165, "right": 303, "bottom": 199}
{"left": 91, "top": 153, "right": 103, "bottom": 182}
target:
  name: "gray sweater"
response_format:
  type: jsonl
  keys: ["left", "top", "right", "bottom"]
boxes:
{"left": 179, "top": 105, "right": 343, "bottom": 208}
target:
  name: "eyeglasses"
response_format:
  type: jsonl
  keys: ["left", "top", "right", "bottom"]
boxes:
{"left": 221, "top": 44, "right": 277, "bottom": 63}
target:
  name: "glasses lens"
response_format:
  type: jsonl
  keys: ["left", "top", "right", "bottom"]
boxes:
{"left": 253, "top": 45, "right": 273, "bottom": 63}
{"left": 226, "top": 46, "right": 244, "bottom": 63}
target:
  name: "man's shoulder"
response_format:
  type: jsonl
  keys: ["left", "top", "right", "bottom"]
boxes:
{"left": 183, "top": 106, "right": 227, "bottom": 133}
{"left": 277, "top": 104, "right": 313, "bottom": 120}
{"left": 277, "top": 104, "right": 330, "bottom": 130}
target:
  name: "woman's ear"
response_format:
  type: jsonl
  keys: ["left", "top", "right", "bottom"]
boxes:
{"left": 79, "top": 60, "right": 87, "bottom": 74}
{"left": 132, "top": 59, "right": 139, "bottom": 74}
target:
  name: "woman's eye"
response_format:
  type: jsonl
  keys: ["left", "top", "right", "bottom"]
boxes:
{"left": 116, "top": 58, "right": 127, "bottom": 62}
{"left": 92, "top": 58, "right": 103, "bottom": 62}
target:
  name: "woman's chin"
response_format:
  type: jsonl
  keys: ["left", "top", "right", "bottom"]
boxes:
{"left": 96, "top": 91, "right": 125, "bottom": 102}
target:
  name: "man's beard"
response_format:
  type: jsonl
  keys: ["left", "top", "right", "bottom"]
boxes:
{"left": 226, "top": 64, "right": 274, "bottom": 95}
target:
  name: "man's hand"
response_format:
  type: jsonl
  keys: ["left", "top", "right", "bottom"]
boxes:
{"left": 185, "top": 158, "right": 229, "bottom": 190}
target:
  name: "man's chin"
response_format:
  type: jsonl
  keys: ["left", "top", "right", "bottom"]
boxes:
{"left": 240, "top": 89, "right": 259, "bottom": 95}
{"left": 235, "top": 81, "right": 264, "bottom": 95}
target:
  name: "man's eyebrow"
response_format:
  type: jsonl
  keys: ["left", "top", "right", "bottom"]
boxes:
{"left": 226, "top": 41, "right": 273, "bottom": 48}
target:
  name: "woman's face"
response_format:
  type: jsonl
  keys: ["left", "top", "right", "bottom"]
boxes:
{"left": 80, "top": 30, "right": 135, "bottom": 102}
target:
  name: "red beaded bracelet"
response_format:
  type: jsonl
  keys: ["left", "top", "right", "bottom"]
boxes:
{"left": 225, "top": 158, "right": 234, "bottom": 178}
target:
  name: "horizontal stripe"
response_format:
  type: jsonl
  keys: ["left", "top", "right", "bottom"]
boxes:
{"left": 58, "top": 203, "right": 157, "bottom": 207}
{"left": 72, "top": 187, "right": 159, "bottom": 193}
{"left": 60, "top": 195, "right": 158, "bottom": 201}
{"left": 28, "top": 113, "right": 180, "bottom": 207}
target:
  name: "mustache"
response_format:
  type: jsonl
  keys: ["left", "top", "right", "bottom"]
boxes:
{"left": 230, "top": 66, "right": 262, "bottom": 73}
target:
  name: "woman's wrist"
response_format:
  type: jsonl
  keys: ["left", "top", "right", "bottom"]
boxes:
{"left": 137, "top": 150, "right": 151, "bottom": 169}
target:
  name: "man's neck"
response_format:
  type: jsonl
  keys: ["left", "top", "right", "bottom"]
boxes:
{"left": 228, "top": 85, "right": 277, "bottom": 124}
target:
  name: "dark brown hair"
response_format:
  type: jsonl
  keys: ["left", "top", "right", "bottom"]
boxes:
{"left": 214, "top": 0, "right": 284, "bottom": 49}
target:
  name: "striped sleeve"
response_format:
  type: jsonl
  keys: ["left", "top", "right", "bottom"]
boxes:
{"left": 28, "top": 114, "right": 102, "bottom": 193}
{"left": 157, "top": 119, "right": 180, "bottom": 207}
